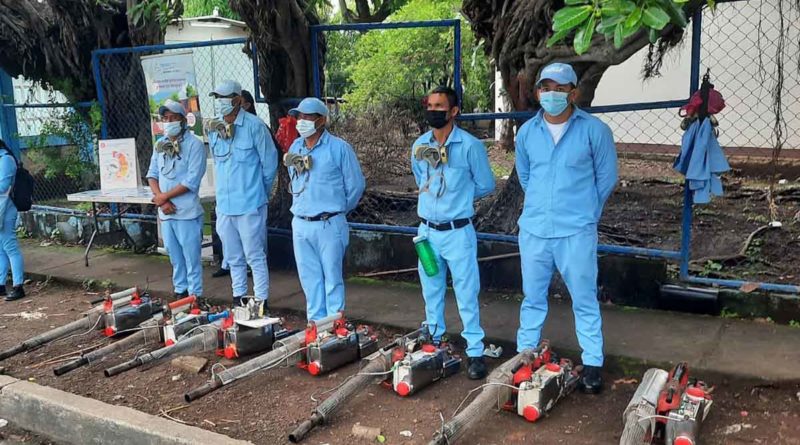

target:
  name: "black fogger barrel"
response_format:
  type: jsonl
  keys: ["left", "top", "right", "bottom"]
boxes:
{"left": 185, "top": 313, "right": 342, "bottom": 402}
{"left": 288, "top": 327, "right": 425, "bottom": 443}
{"left": 104, "top": 324, "right": 218, "bottom": 377}
{"left": 429, "top": 350, "right": 536, "bottom": 445}
{"left": 0, "top": 287, "right": 138, "bottom": 362}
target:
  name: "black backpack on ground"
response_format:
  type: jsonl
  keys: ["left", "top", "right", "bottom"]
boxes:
{"left": 1, "top": 146, "right": 34, "bottom": 212}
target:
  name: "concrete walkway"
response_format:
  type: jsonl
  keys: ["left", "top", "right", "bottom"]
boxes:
{"left": 20, "top": 240, "right": 800, "bottom": 383}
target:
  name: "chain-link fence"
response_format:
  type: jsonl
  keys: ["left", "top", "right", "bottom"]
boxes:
{"left": 94, "top": 39, "right": 266, "bottom": 186}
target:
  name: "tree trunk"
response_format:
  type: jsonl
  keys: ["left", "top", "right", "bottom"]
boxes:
{"left": 462, "top": 0, "right": 706, "bottom": 233}
{"left": 230, "top": 0, "right": 324, "bottom": 228}
{"left": 0, "top": 0, "right": 173, "bottom": 182}
{"left": 0, "top": 0, "right": 128, "bottom": 102}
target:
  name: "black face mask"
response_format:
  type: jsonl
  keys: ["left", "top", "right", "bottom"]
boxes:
{"left": 425, "top": 110, "right": 450, "bottom": 129}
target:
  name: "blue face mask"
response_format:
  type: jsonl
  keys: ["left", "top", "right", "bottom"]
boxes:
{"left": 163, "top": 121, "right": 183, "bottom": 138}
{"left": 215, "top": 98, "right": 235, "bottom": 117}
{"left": 539, "top": 91, "right": 570, "bottom": 116}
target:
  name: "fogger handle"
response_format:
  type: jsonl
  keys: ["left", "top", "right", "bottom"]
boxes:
{"left": 89, "top": 287, "right": 138, "bottom": 305}
{"left": 206, "top": 311, "right": 229, "bottom": 323}
{"left": 169, "top": 295, "right": 196, "bottom": 310}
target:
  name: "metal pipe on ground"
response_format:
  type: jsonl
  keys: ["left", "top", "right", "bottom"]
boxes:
{"left": 288, "top": 326, "right": 426, "bottom": 443}
{"left": 0, "top": 287, "right": 138, "bottom": 362}
{"left": 104, "top": 324, "right": 218, "bottom": 377}
{"left": 429, "top": 350, "right": 536, "bottom": 445}
{"left": 184, "top": 313, "right": 342, "bottom": 402}
{"left": 54, "top": 318, "right": 161, "bottom": 376}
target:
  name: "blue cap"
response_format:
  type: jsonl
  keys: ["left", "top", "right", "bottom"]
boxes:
{"left": 158, "top": 99, "right": 186, "bottom": 117}
{"left": 537, "top": 63, "right": 578, "bottom": 86}
{"left": 209, "top": 80, "right": 242, "bottom": 97}
{"left": 288, "top": 97, "right": 329, "bottom": 117}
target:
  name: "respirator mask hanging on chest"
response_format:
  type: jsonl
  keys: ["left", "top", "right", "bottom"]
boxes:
{"left": 415, "top": 144, "right": 448, "bottom": 169}
{"left": 155, "top": 138, "right": 181, "bottom": 158}
{"left": 204, "top": 118, "right": 235, "bottom": 140}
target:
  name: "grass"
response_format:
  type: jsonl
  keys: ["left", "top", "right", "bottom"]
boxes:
{"left": 491, "top": 162, "right": 512, "bottom": 178}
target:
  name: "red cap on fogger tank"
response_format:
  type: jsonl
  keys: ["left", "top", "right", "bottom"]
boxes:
{"left": 395, "top": 381, "right": 411, "bottom": 397}
{"left": 523, "top": 405, "right": 540, "bottom": 422}
{"left": 308, "top": 361, "right": 321, "bottom": 376}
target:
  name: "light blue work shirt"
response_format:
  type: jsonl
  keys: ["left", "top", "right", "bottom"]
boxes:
{"left": 146, "top": 132, "right": 207, "bottom": 221}
{"left": 515, "top": 108, "right": 618, "bottom": 238}
{"left": 673, "top": 118, "right": 730, "bottom": 204}
{"left": 209, "top": 111, "right": 278, "bottom": 216}
{"left": 288, "top": 130, "right": 365, "bottom": 217}
{"left": 411, "top": 126, "right": 496, "bottom": 223}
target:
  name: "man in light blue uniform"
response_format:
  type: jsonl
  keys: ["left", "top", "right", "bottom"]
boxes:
{"left": 515, "top": 63, "right": 618, "bottom": 394}
{"left": 0, "top": 139, "right": 24, "bottom": 301}
{"left": 146, "top": 100, "right": 207, "bottom": 299}
{"left": 411, "top": 86, "right": 496, "bottom": 380}
{"left": 209, "top": 80, "right": 278, "bottom": 309}
{"left": 287, "top": 98, "right": 365, "bottom": 321}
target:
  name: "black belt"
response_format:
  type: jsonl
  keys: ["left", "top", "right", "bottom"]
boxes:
{"left": 298, "top": 212, "right": 341, "bottom": 222}
{"left": 421, "top": 218, "right": 471, "bottom": 231}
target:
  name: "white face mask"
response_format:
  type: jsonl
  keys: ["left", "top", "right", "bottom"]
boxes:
{"left": 215, "top": 98, "right": 235, "bottom": 116}
{"left": 295, "top": 119, "right": 318, "bottom": 138}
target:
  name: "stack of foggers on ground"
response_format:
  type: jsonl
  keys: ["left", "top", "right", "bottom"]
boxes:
{"left": 288, "top": 324, "right": 466, "bottom": 443}
{"left": 184, "top": 312, "right": 379, "bottom": 402}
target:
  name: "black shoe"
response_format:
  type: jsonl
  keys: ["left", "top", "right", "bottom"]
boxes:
{"left": 579, "top": 365, "right": 603, "bottom": 394}
{"left": 0, "top": 285, "right": 6, "bottom": 297}
{"left": 232, "top": 296, "right": 245, "bottom": 307}
{"left": 467, "top": 357, "right": 488, "bottom": 380}
{"left": 5, "top": 285, "right": 25, "bottom": 302}
{"left": 212, "top": 268, "right": 230, "bottom": 278}
{"left": 173, "top": 290, "right": 189, "bottom": 300}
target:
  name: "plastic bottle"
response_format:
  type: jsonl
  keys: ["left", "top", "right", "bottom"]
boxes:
{"left": 414, "top": 235, "right": 439, "bottom": 277}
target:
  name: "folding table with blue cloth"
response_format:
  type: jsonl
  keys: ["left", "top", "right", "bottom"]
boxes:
{"left": 673, "top": 71, "right": 730, "bottom": 203}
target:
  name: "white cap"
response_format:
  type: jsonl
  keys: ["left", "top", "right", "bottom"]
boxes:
{"left": 209, "top": 80, "right": 242, "bottom": 97}
{"left": 158, "top": 99, "right": 186, "bottom": 117}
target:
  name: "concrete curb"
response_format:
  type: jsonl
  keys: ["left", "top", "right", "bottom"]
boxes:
{"left": 0, "top": 375, "right": 253, "bottom": 445}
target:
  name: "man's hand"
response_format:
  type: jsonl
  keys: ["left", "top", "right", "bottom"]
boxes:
{"left": 160, "top": 201, "right": 177, "bottom": 215}
{"left": 152, "top": 192, "right": 169, "bottom": 206}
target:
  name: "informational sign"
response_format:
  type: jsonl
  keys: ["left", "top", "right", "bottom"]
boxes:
{"left": 98, "top": 138, "right": 141, "bottom": 190}
{"left": 140, "top": 51, "right": 203, "bottom": 144}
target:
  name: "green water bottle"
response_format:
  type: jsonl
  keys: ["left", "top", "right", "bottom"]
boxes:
{"left": 414, "top": 235, "right": 439, "bottom": 277}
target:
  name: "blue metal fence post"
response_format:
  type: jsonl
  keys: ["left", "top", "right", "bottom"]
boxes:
{"left": 251, "top": 40, "right": 262, "bottom": 102}
{"left": 679, "top": 8, "right": 705, "bottom": 280}
{"left": 311, "top": 29, "right": 321, "bottom": 98}
{"left": 453, "top": 20, "right": 462, "bottom": 105}
{"left": 0, "top": 70, "right": 20, "bottom": 156}
{"left": 91, "top": 52, "right": 109, "bottom": 139}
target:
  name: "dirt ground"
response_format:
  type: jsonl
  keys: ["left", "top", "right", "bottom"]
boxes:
{"left": 0, "top": 282, "right": 799, "bottom": 445}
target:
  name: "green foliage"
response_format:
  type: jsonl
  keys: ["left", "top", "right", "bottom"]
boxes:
{"left": 182, "top": 0, "right": 239, "bottom": 19}
{"left": 130, "top": 0, "right": 183, "bottom": 32}
{"left": 547, "top": 0, "right": 711, "bottom": 55}
{"left": 185, "top": 84, "right": 198, "bottom": 98}
{"left": 26, "top": 103, "right": 102, "bottom": 182}
{"left": 700, "top": 260, "right": 723, "bottom": 276}
{"left": 326, "top": 30, "right": 363, "bottom": 98}
{"left": 340, "top": 0, "right": 492, "bottom": 112}
{"left": 720, "top": 307, "right": 740, "bottom": 319}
